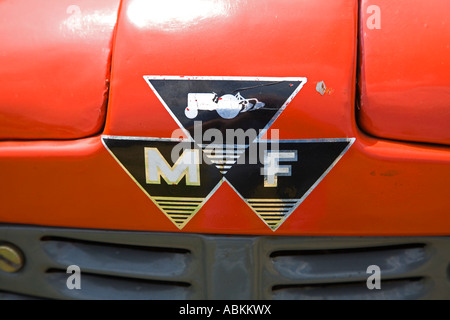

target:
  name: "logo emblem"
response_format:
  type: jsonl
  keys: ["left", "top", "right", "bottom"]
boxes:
{"left": 102, "top": 76, "right": 354, "bottom": 230}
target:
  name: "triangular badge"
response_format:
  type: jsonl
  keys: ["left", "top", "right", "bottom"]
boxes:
{"left": 144, "top": 76, "right": 307, "bottom": 175}
{"left": 225, "top": 139, "right": 355, "bottom": 230}
{"left": 102, "top": 136, "right": 223, "bottom": 229}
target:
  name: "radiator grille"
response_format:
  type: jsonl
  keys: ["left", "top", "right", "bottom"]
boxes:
{"left": 0, "top": 224, "right": 449, "bottom": 299}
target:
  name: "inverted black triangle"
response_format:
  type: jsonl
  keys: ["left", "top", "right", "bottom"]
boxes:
{"left": 225, "top": 138, "right": 355, "bottom": 230}
{"left": 102, "top": 137, "right": 222, "bottom": 198}
{"left": 102, "top": 136, "right": 223, "bottom": 229}
{"left": 144, "top": 76, "right": 307, "bottom": 142}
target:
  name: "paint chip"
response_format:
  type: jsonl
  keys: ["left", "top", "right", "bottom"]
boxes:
{"left": 316, "top": 81, "right": 334, "bottom": 96}
{"left": 316, "top": 81, "right": 327, "bottom": 95}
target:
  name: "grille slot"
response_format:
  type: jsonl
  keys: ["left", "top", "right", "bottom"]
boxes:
{"left": 45, "top": 269, "right": 191, "bottom": 300}
{"left": 270, "top": 244, "right": 429, "bottom": 282}
{"left": 272, "top": 277, "right": 428, "bottom": 300}
{"left": 41, "top": 236, "right": 192, "bottom": 281}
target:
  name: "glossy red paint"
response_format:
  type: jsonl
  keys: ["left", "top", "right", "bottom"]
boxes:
{"left": 0, "top": 0, "right": 120, "bottom": 140}
{"left": 105, "top": 0, "right": 357, "bottom": 140}
{"left": 358, "top": 0, "right": 450, "bottom": 145}
{"left": 1, "top": 0, "right": 450, "bottom": 236}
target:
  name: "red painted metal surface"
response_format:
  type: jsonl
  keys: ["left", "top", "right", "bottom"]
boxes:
{"left": 358, "top": 0, "right": 450, "bottom": 145}
{"left": 105, "top": 0, "right": 357, "bottom": 141}
{"left": 0, "top": 0, "right": 450, "bottom": 236}
{"left": 0, "top": 0, "right": 120, "bottom": 140}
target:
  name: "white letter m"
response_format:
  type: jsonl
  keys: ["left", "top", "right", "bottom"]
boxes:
{"left": 145, "top": 148, "right": 200, "bottom": 186}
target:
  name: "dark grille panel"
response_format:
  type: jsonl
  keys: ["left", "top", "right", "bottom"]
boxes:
{"left": 261, "top": 239, "right": 446, "bottom": 300}
{"left": 0, "top": 226, "right": 204, "bottom": 299}
{"left": 0, "top": 224, "right": 450, "bottom": 299}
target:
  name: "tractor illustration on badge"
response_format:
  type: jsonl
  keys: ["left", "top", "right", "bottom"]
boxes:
{"left": 185, "top": 92, "right": 266, "bottom": 120}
